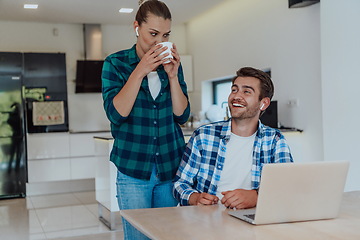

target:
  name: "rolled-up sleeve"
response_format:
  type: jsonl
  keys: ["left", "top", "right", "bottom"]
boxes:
{"left": 102, "top": 56, "right": 128, "bottom": 125}
{"left": 274, "top": 134, "right": 293, "bottom": 163}
{"left": 173, "top": 64, "right": 191, "bottom": 125}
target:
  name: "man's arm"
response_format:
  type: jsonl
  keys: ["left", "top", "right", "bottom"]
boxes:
{"left": 173, "top": 133, "right": 202, "bottom": 206}
{"left": 273, "top": 133, "right": 293, "bottom": 163}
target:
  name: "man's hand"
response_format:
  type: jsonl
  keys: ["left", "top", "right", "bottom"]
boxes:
{"left": 189, "top": 192, "right": 219, "bottom": 206}
{"left": 221, "top": 189, "right": 258, "bottom": 209}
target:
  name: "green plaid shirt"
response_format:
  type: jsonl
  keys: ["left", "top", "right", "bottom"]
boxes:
{"left": 102, "top": 45, "right": 190, "bottom": 181}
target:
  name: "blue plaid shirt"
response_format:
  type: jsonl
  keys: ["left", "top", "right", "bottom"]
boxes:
{"left": 173, "top": 119, "right": 293, "bottom": 206}
{"left": 102, "top": 45, "right": 190, "bottom": 181}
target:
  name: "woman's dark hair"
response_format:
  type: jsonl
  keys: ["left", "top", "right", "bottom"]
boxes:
{"left": 136, "top": 0, "right": 172, "bottom": 26}
{"left": 232, "top": 67, "right": 274, "bottom": 100}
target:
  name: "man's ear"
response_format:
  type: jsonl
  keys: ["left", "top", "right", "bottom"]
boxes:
{"left": 260, "top": 98, "right": 271, "bottom": 111}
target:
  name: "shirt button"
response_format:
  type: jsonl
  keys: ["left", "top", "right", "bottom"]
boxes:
{"left": 153, "top": 137, "right": 157, "bottom": 140}
{"left": 156, "top": 152, "right": 159, "bottom": 156}
{"left": 153, "top": 105, "right": 156, "bottom": 109}
{"left": 217, "top": 164, "right": 223, "bottom": 170}
{"left": 154, "top": 121, "right": 157, "bottom": 125}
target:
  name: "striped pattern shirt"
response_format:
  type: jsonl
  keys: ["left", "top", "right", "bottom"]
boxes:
{"left": 173, "top": 119, "right": 293, "bottom": 206}
{"left": 102, "top": 45, "right": 190, "bottom": 181}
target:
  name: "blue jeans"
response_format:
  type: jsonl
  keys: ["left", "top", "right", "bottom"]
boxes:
{"left": 116, "top": 165, "right": 178, "bottom": 240}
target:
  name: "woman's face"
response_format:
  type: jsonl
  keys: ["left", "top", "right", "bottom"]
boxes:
{"left": 135, "top": 13, "right": 171, "bottom": 59}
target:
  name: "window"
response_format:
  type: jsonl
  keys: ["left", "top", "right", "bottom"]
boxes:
{"left": 212, "top": 78, "right": 233, "bottom": 106}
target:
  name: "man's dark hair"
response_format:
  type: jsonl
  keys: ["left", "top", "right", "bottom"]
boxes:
{"left": 232, "top": 67, "right": 274, "bottom": 100}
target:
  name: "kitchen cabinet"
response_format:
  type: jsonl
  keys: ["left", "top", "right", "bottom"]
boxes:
{"left": 28, "top": 158, "right": 71, "bottom": 182}
{"left": 27, "top": 132, "right": 107, "bottom": 195}
{"left": 27, "top": 132, "right": 71, "bottom": 182}
{"left": 69, "top": 133, "right": 97, "bottom": 180}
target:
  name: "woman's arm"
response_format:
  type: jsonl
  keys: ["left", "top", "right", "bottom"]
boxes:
{"left": 163, "top": 43, "right": 189, "bottom": 116}
{"left": 113, "top": 44, "right": 170, "bottom": 117}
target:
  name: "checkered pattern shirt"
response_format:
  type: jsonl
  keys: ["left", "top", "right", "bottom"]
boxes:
{"left": 102, "top": 45, "right": 190, "bottom": 181}
{"left": 173, "top": 119, "right": 293, "bottom": 206}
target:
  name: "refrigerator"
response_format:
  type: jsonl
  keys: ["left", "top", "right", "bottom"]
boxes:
{"left": 0, "top": 75, "right": 27, "bottom": 198}
{"left": 0, "top": 51, "right": 69, "bottom": 199}
{"left": 0, "top": 52, "right": 27, "bottom": 198}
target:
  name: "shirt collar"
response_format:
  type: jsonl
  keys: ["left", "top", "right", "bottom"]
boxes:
{"left": 223, "top": 119, "right": 265, "bottom": 141}
{"left": 221, "top": 119, "right": 232, "bottom": 141}
{"left": 257, "top": 120, "right": 265, "bottom": 137}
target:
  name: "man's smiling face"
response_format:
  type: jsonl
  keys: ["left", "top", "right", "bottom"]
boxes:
{"left": 228, "top": 76, "right": 263, "bottom": 121}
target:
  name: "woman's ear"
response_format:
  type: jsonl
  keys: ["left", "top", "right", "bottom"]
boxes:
{"left": 134, "top": 21, "right": 139, "bottom": 37}
{"left": 135, "top": 27, "right": 139, "bottom": 37}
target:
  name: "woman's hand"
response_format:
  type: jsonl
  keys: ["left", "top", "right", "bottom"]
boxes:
{"left": 163, "top": 43, "right": 181, "bottom": 80}
{"left": 134, "top": 44, "right": 169, "bottom": 78}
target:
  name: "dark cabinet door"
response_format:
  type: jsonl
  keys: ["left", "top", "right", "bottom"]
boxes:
{"left": 23, "top": 53, "right": 67, "bottom": 93}
{"left": 0, "top": 52, "right": 23, "bottom": 75}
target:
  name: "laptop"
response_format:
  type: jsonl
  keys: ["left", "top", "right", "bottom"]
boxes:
{"left": 228, "top": 161, "right": 349, "bottom": 225}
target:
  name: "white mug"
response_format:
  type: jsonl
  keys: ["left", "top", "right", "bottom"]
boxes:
{"left": 156, "top": 42, "right": 173, "bottom": 63}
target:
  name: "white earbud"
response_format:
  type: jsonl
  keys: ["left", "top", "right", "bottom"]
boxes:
{"left": 260, "top": 103, "right": 265, "bottom": 110}
{"left": 135, "top": 27, "right": 139, "bottom": 37}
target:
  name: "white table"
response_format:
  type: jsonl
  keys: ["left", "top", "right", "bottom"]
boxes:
{"left": 121, "top": 191, "right": 360, "bottom": 240}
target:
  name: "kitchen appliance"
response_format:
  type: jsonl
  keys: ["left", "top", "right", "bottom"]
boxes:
{"left": 75, "top": 24, "right": 104, "bottom": 93}
{"left": 289, "top": 0, "right": 320, "bottom": 8}
{"left": 23, "top": 53, "right": 69, "bottom": 133}
{"left": 0, "top": 52, "right": 27, "bottom": 198}
{"left": 0, "top": 51, "right": 69, "bottom": 198}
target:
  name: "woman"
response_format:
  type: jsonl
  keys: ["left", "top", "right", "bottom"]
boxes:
{"left": 101, "top": 0, "right": 190, "bottom": 239}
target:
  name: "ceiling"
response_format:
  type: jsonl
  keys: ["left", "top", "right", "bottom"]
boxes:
{"left": 0, "top": 0, "right": 225, "bottom": 26}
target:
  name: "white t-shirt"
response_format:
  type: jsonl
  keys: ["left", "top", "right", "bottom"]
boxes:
{"left": 147, "top": 71, "right": 161, "bottom": 100}
{"left": 216, "top": 132, "right": 256, "bottom": 199}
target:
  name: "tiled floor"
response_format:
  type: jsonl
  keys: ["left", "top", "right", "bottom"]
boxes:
{"left": 0, "top": 191, "right": 124, "bottom": 240}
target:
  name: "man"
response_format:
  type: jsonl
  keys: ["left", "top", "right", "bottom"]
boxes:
{"left": 173, "top": 67, "right": 293, "bottom": 210}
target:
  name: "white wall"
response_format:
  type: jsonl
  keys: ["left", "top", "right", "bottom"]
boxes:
{"left": 2, "top": 0, "right": 359, "bottom": 191}
{"left": 186, "top": 0, "right": 322, "bottom": 165}
{"left": 321, "top": 0, "right": 360, "bottom": 191}
{"left": 0, "top": 21, "right": 188, "bottom": 132}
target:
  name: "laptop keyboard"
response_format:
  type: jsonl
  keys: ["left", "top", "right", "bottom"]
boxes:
{"left": 245, "top": 214, "right": 255, "bottom": 220}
